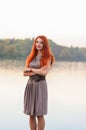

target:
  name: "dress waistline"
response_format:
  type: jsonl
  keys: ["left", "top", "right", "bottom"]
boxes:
{"left": 30, "top": 74, "right": 45, "bottom": 82}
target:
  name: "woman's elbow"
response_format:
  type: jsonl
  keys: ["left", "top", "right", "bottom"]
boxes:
{"left": 23, "top": 72, "right": 27, "bottom": 76}
{"left": 41, "top": 68, "right": 50, "bottom": 76}
{"left": 42, "top": 71, "right": 48, "bottom": 76}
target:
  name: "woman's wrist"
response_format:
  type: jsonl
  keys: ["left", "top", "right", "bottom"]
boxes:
{"left": 30, "top": 68, "right": 33, "bottom": 71}
{"left": 30, "top": 68, "right": 32, "bottom": 71}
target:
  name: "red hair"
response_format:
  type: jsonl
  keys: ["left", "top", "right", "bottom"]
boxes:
{"left": 26, "top": 35, "right": 55, "bottom": 67}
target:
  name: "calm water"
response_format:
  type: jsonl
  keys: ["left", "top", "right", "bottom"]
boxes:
{"left": 0, "top": 60, "right": 86, "bottom": 130}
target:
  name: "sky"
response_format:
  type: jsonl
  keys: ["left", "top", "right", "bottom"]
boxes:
{"left": 0, "top": 0, "right": 86, "bottom": 47}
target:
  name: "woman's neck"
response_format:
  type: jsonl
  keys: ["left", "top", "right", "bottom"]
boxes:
{"left": 37, "top": 51, "right": 42, "bottom": 56}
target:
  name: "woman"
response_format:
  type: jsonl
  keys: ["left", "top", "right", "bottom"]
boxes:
{"left": 23, "top": 35, "right": 55, "bottom": 130}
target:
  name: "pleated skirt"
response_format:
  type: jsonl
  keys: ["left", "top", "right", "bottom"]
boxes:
{"left": 24, "top": 79, "right": 48, "bottom": 116}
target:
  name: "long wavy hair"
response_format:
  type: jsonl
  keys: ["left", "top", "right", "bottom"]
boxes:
{"left": 25, "top": 35, "right": 55, "bottom": 67}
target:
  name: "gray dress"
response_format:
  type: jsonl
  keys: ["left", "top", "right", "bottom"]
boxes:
{"left": 24, "top": 55, "right": 48, "bottom": 116}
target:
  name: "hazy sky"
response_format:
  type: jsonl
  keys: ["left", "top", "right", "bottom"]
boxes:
{"left": 0, "top": 0, "right": 86, "bottom": 47}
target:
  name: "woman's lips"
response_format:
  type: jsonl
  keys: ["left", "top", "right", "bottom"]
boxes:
{"left": 37, "top": 45, "right": 41, "bottom": 48}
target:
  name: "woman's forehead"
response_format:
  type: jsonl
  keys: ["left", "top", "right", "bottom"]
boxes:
{"left": 36, "top": 37, "right": 43, "bottom": 41}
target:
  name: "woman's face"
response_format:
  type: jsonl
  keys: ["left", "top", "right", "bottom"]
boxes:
{"left": 36, "top": 38, "right": 43, "bottom": 51}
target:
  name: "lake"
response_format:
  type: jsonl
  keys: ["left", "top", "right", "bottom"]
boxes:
{"left": 0, "top": 60, "right": 86, "bottom": 130}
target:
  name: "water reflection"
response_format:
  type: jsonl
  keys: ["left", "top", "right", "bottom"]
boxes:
{"left": 0, "top": 60, "right": 86, "bottom": 130}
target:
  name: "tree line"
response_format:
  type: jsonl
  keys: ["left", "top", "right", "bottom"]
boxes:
{"left": 0, "top": 38, "right": 86, "bottom": 61}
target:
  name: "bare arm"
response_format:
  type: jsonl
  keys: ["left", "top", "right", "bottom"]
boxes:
{"left": 23, "top": 71, "right": 36, "bottom": 76}
{"left": 31, "top": 60, "right": 51, "bottom": 76}
{"left": 23, "top": 67, "right": 36, "bottom": 76}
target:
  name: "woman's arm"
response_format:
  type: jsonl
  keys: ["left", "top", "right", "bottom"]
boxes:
{"left": 23, "top": 67, "right": 36, "bottom": 76}
{"left": 31, "top": 60, "right": 51, "bottom": 76}
{"left": 23, "top": 71, "right": 35, "bottom": 76}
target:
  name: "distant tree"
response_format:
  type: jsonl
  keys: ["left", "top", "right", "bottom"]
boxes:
{"left": 0, "top": 38, "right": 86, "bottom": 61}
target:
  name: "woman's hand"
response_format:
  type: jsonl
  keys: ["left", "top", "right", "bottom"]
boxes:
{"left": 23, "top": 67, "right": 35, "bottom": 76}
{"left": 23, "top": 71, "right": 35, "bottom": 76}
{"left": 24, "top": 67, "right": 32, "bottom": 72}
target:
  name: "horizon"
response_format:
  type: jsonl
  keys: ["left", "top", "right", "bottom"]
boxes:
{"left": 0, "top": 36, "right": 86, "bottom": 48}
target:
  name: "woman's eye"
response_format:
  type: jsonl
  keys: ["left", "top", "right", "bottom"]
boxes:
{"left": 36, "top": 41, "right": 43, "bottom": 44}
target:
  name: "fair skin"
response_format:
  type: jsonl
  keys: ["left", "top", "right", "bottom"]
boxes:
{"left": 23, "top": 38, "right": 51, "bottom": 130}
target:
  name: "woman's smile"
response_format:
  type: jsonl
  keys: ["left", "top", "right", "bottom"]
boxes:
{"left": 37, "top": 45, "right": 41, "bottom": 48}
